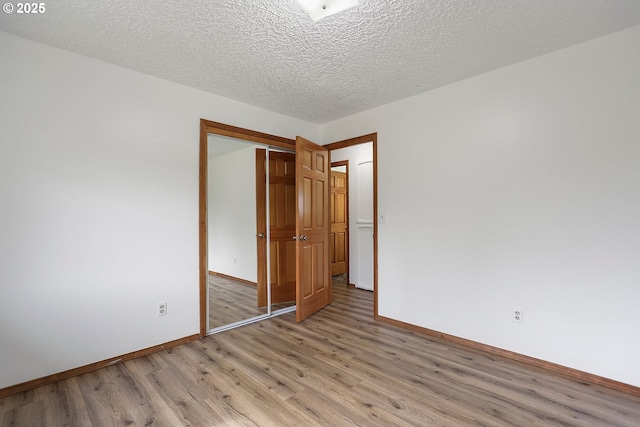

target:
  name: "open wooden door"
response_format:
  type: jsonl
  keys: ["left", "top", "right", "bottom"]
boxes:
{"left": 256, "top": 149, "right": 297, "bottom": 307}
{"left": 295, "top": 136, "right": 331, "bottom": 322}
{"left": 330, "top": 169, "right": 348, "bottom": 276}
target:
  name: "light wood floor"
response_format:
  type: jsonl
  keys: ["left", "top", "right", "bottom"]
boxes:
{"left": 209, "top": 274, "right": 294, "bottom": 330}
{"left": 2, "top": 282, "right": 640, "bottom": 426}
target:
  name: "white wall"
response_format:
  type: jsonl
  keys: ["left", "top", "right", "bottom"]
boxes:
{"left": 208, "top": 147, "right": 257, "bottom": 282}
{"left": 0, "top": 31, "right": 318, "bottom": 389}
{"left": 321, "top": 25, "right": 640, "bottom": 387}
{"left": 331, "top": 143, "right": 374, "bottom": 290}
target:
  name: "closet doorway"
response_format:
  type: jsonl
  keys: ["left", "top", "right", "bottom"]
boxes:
{"left": 200, "top": 121, "right": 298, "bottom": 335}
{"left": 199, "top": 120, "right": 332, "bottom": 335}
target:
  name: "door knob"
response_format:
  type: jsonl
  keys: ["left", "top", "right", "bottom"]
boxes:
{"left": 299, "top": 235, "right": 308, "bottom": 241}
{"left": 257, "top": 233, "right": 265, "bottom": 238}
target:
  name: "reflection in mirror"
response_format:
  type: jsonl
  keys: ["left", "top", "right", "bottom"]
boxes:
{"left": 207, "top": 134, "right": 295, "bottom": 332}
{"left": 208, "top": 134, "right": 265, "bottom": 330}
{"left": 257, "top": 149, "right": 297, "bottom": 312}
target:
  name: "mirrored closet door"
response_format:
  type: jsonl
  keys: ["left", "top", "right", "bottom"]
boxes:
{"left": 207, "top": 133, "right": 296, "bottom": 333}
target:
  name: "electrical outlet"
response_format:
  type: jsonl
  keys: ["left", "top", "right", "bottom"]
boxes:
{"left": 513, "top": 308, "right": 523, "bottom": 323}
{"left": 158, "top": 302, "right": 167, "bottom": 317}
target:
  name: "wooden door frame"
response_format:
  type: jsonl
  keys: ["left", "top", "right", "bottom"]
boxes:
{"left": 325, "top": 133, "right": 378, "bottom": 319}
{"left": 199, "top": 119, "right": 295, "bottom": 337}
{"left": 330, "top": 160, "right": 350, "bottom": 282}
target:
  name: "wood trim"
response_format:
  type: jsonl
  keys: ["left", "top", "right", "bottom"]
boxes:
{"left": 202, "top": 119, "right": 295, "bottom": 149}
{"left": 377, "top": 315, "right": 640, "bottom": 398}
{"left": 372, "top": 136, "right": 378, "bottom": 319}
{"left": 199, "top": 120, "right": 208, "bottom": 337}
{"left": 209, "top": 271, "right": 257, "bottom": 287}
{"left": 331, "top": 160, "right": 349, "bottom": 167}
{"left": 199, "top": 119, "right": 296, "bottom": 335}
{"left": 327, "top": 133, "right": 378, "bottom": 319}
{"left": 0, "top": 334, "right": 200, "bottom": 399}
{"left": 325, "top": 133, "right": 377, "bottom": 151}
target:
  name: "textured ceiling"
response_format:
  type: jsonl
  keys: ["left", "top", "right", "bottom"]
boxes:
{"left": 2, "top": 0, "right": 640, "bottom": 124}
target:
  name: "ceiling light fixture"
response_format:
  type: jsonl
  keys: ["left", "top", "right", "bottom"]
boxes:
{"left": 296, "top": 0, "right": 359, "bottom": 22}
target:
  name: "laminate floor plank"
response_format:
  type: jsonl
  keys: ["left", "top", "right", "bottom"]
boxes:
{"left": 170, "top": 344, "right": 311, "bottom": 427}
{"left": 161, "top": 344, "right": 292, "bottom": 427}
{"left": 123, "top": 352, "right": 171, "bottom": 378}
{"left": 187, "top": 340, "right": 305, "bottom": 416}
{"left": 283, "top": 390, "right": 356, "bottom": 426}
{"left": 209, "top": 275, "right": 294, "bottom": 330}
{"left": 193, "top": 339, "right": 303, "bottom": 401}
{"left": 315, "top": 347, "right": 513, "bottom": 426}
{"left": 56, "top": 379, "right": 94, "bottom": 427}
{"left": 121, "top": 376, "right": 186, "bottom": 427}
{"left": 74, "top": 366, "right": 145, "bottom": 426}
{"left": 209, "top": 275, "right": 267, "bottom": 329}
{"left": 2, "top": 281, "right": 640, "bottom": 426}
{"left": 348, "top": 377, "right": 472, "bottom": 426}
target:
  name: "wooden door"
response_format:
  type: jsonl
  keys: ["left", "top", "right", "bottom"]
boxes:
{"left": 331, "top": 169, "right": 348, "bottom": 276}
{"left": 256, "top": 149, "right": 296, "bottom": 307}
{"left": 295, "top": 136, "right": 331, "bottom": 322}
